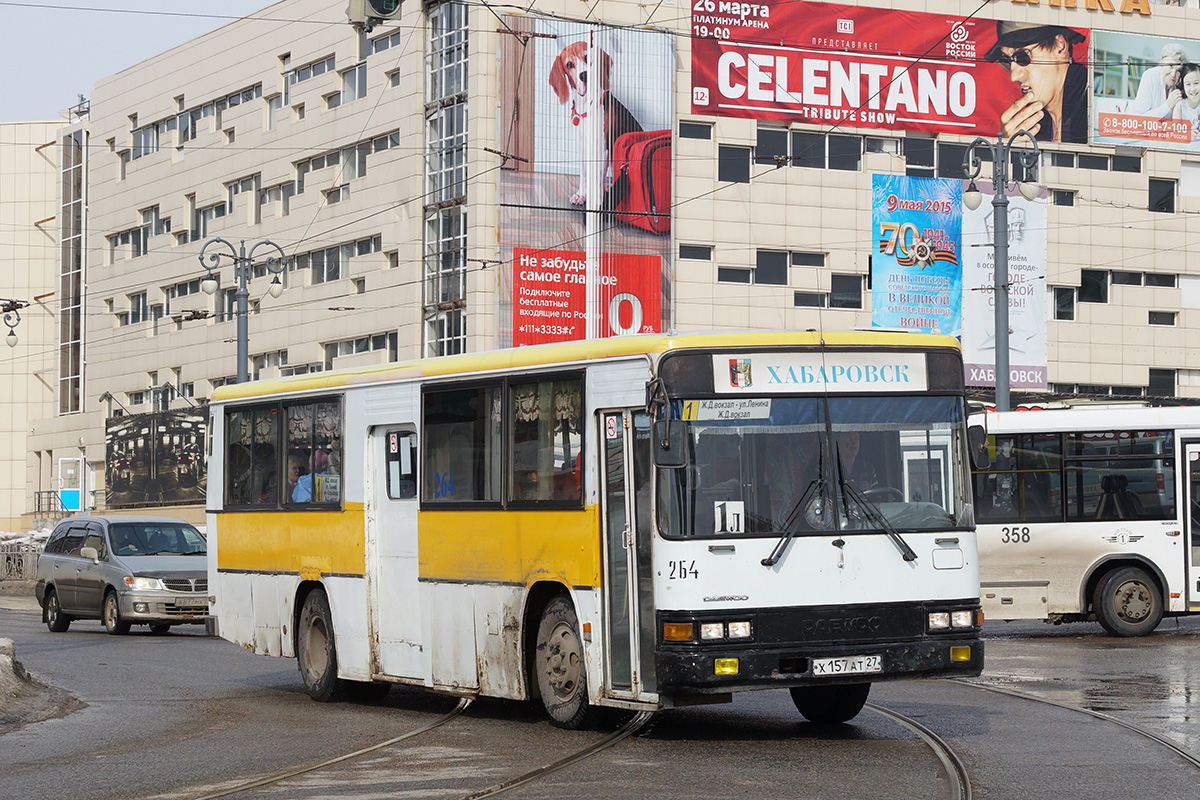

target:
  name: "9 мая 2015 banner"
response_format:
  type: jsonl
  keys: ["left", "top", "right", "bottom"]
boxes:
{"left": 871, "top": 175, "right": 962, "bottom": 338}
{"left": 690, "top": 1, "right": 1089, "bottom": 143}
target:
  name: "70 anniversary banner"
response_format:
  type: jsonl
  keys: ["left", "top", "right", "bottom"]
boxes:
{"left": 689, "top": 0, "right": 1088, "bottom": 140}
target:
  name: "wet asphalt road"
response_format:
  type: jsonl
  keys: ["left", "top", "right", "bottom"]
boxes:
{"left": 2, "top": 593, "right": 1199, "bottom": 800}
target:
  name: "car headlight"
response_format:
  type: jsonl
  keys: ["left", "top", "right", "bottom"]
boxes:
{"left": 124, "top": 576, "right": 165, "bottom": 591}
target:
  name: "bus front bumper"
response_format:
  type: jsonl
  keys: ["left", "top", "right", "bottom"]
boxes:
{"left": 656, "top": 637, "right": 983, "bottom": 694}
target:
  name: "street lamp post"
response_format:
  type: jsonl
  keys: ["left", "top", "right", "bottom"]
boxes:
{"left": 2, "top": 298, "right": 29, "bottom": 348}
{"left": 962, "top": 132, "right": 1041, "bottom": 413}
{"left": 198, "top": 238, "right": 287, "bottom": 384}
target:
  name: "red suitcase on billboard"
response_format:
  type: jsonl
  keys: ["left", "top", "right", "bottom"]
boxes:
{"left": 605, "top": 130, "right": 671, "bottom": 235}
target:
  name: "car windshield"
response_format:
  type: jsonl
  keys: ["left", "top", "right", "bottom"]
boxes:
{"left": 110, "top": 522, "right": 207, "bottom": 556}
{"left": 657, "top": 395, "right": 973, "bottom": 537}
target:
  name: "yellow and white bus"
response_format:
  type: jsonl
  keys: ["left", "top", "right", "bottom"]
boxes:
{"left": 207, "top": 331, "right": 983, "bottom": 726}
{"left": 971, "top": 406, "right": 1200, "bottom": 636}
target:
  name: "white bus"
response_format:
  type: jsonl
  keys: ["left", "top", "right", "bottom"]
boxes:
{"left": 207, "top": 331, "right": 983, "bottom": 727}
{"left": 971, "top": 406, "right": 1200, "bottom": 636}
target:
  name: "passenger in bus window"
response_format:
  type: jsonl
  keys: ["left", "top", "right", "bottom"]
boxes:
{"left": 286, "top": 454, "right": 306, "bottom": 500}
{"left": 292, "top": 449, "right": 328, "bottom": 502}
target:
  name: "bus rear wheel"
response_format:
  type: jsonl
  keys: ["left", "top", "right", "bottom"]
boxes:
{"left": 790, "top": 683, "right": 871, "bottom": 724}
{"left": 1094, "top": 566, "right": 1163, "bottom": 637}
{"left": 535, "top": 595, "right": 593, "bottom": 729}
{"left": 297, "top": 588, "right": 348, "bottom": 701}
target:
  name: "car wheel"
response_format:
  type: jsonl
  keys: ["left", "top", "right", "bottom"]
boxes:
{"left": 45, "top": 588, "right": 71, "bottom": 633}
{"left": 103, "top": 590, "right": 131, "bottom": 635}
{"left": 1094, "top": 566, "right": 1163, "bottom": 637}
{"left": 297, "top": 588, "right": 347, "bottom": 702}
{"left": 535, "top": 594, "right": 594, "bottom": 729}
{"left": 149, "top": 624, "right": 172, "bottom": 635}
{"left": 790, "top": 683, "right": 871, "bottom": 724}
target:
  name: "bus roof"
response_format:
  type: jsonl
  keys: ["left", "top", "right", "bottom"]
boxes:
{"left": 972, "top": 405, "right": 1200, "bottom": 434}
{"left": 212, "top": 329, "right": 960, "bottom": 403}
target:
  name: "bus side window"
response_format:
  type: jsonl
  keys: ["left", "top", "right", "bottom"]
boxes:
{"left": 386, "top": 431, "right": 417, "bottom": 499}
{"left": 508, "top": 378, "right": 582, "bottom": 505}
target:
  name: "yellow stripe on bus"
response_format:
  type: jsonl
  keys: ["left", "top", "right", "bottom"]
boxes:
{"left": 418, "top": 507, "right": 601, "bottom": 588}
{"left": 216, "top": 505, "right": 366, "bottom": 576}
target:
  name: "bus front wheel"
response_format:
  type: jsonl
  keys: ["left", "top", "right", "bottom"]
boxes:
{"left": 1093, "top": 566, "right": 1163, "bottom": 637}
{"left": 535, "top": 595, "right": 593, "bottom": 729}
{"left": 790, "top": 683, "right": 871, "bottom": 724}
{"left": 297, "top": 589, "right": 348, "bottom": 701}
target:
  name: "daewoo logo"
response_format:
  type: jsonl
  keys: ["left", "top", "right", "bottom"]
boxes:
{"left": 704, "top": 595, "right": 749, "bottom": 602}
{"left": 801, "top": 616, "right": 882, "bottom": 636}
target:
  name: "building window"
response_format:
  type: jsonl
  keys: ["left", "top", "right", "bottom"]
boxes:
{"left": 1148, "top": 311, "right": 1176, "bottom": 326}
{"left": 324, "top": 184, "right": 350, "bottom": 205}
{"left": 902, "top": 137, "right": 935, "bottom": 177}
{"left": 59, "top": 130, "right": 85, "bottom": 414}
{"left": 1144, "top": 273, "right": 1177, "bottom": 288}
{"left": 339, "top": 62, "right": 367, "bottom": 105}
{"left": 425, "top": 1, "right": 469, "bottom": 357}
{"left": 1110, "top": 271, "right": 1142, "bottom": 286}
{"left": 1052, "top": 190, "right": 1075, "bottom": 207}
{"left": 1111, "top": 154, "right": 1141, "bottom": 173}
{"left": 829, "top": 274, "right": 863, "bottom": 309}
{"left": 791, "top": 252, "right": 825, "bottom": 268}
{"left": 679, "top": 121, "right": 712, "bottom": 140}
{"left": 1149, "top": 178, "right": 1176, "bottom": 213}
{"left": 1054, "top": 287, "right": 1075, "bottom": 321}
{"left": 717, "top": 145, "right": 750, "bottom": 183}
{"left": 127, "top": 292, "right": 148, "bottom": 325}
{"left": 753, "top": 250, "right": 788, "bottom": 285}
{"left": 790, "top": 131, "right": 861, "bottom": 171}
{"left": 1078, "top": 154, "right": 1109, "bottom": 170}
{"left": 937, "top": 143, "right": 968, "bottom": 179}
{"left": 864, "top": 137, "right": 899, "bottom": 154}
{"left": 717, "top": 267, "right": 751, "bottom": 283}
{"left": 192, "top": 202, "right": 227, "bottom": 241}
{"left": 755, "top": 128, "right": 788, "bottom": 166}
{"left": 289, "top": 55, "right": 335, "bottom": 86}
{"left": 1148, "top": 368, "right": 1176, "bottom": 397}
{"left": 1078, "top": 270, "right": 1108, "bottom": 304}
{"left": 794, "top": 292, "right": 826, "bottom": 307}
{"left": 679, "top": 244, "right": 712, "bottom": 260}
{"left": 1050, "top": 152, "right": 1076, "bottom": 168}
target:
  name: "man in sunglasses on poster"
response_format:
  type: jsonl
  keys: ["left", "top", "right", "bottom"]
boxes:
{"left": 986, "top": 21, "right": 1088, "bottom": 144}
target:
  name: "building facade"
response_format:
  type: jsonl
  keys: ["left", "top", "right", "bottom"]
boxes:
{"left": 15, "top": 0, "right": 1200, "bottom": 527}
{"left": 2, "top": 121, "right": 61, "bottom": 530}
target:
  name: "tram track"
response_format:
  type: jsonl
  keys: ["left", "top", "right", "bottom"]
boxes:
{"left": 865, "top": 702, "right": 972, "bottom": 800}
{"left": 953, "top": 679, "right": 1200, "bottom": 770}
{"left": 186, "top": 702, "right": 653, "bottom": 800}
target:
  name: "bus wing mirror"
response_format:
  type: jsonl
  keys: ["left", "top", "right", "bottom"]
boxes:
{"left": 653, "top": 420, "right": 687, "bottom": 469}
{"left": 967, "top": 425, "right": 990, "bottom": 470}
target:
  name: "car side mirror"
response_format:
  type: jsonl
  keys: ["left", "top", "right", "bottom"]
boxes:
{"left": 652, "top": 420, "right": 687, "bottom": 469}
{"left": 80, "top": 546, "right": 99, "bottom": 563}
{"left": 967, "top": 425, "right": 990, "bottom": 471}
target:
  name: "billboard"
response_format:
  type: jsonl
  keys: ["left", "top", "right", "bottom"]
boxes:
{"left": 499, "top": 16, "right": 674, "bottom": 346}
{"left": 961, "top": 186, "right": 1048, "bottom": 390}
{"left": 105, "top": 410, "right": 206, "bottom": 508}
{"left": 870, "top": 175, "right": 962, "bottom": 337}
{"left": 1093, "top": 30, "right": 1200, "bottom": 151}
{"left": 690, "top": 2, "right": 1090, "bottom": 143}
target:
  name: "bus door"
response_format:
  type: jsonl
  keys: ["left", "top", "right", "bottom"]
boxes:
{"left": 599, "top": 410, "right": 657, "bottom": 701}
{"left": 366, "top": 426, "right": 426, "bottom": 680}
{"left": 1186, "top": 442, "right": 1200, "bottom": 609}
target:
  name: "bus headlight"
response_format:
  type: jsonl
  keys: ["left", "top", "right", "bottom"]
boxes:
{"left": 951, "top": 610, "right": 974, "bottom": 629}
{"left": 700, "top": 622, "right": 724, "bottom": 640}
{"left": 727, "top": 621, "right": 752, "bottom": 639}
{"left": 928, "top": 612, "right": 950, "bottom": 630}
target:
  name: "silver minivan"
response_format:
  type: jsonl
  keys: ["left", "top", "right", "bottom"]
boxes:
{"left": 34, "top": 516, "right": 208, "bottom": 635}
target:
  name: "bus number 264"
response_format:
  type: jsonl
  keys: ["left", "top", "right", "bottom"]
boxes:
{"left": 669, "top": 560, "right": 699, "bottom": 580}
{"left": 1000, "top": 526, "right": 1031, "bottom": 544}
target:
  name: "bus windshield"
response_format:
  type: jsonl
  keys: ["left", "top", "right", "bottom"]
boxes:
{"left": 658, "top": 395, "right": 972, "bottom": 537}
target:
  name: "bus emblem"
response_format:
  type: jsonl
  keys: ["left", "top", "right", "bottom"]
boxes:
{"left": 729, "top": 358, "right": 752, "bottom": 388}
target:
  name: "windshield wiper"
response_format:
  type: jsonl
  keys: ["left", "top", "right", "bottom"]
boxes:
{"left": 762, "top": 443, "right": 830, "bottom": 568}
{"left": 835, "top": 449, "right": 918, "bottom": 563}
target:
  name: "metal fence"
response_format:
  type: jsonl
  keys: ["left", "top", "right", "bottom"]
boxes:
{"left": 1, "top": 542, "right": 43, "bottom": 581}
